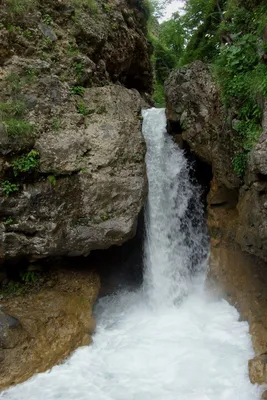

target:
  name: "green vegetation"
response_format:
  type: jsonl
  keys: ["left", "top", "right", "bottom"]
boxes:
{"left": 1, "top": 180, "right": 19, "bottom": 197}
{"left": 4, "top": 119, "right": 34, "bottom": 137}
{"left": 4, "top": 217, "right": 14, "bottom": 225}
{"left": 1, "top": 74, "right": 36, "bottom": 138}
{"left": 12, "top": 150, "right": 39, "bottom": 176}
{"left": 6, "top": 0, "right": 35, "bottom": 15}
{"left": 0, "top": 99, "right": 26, "bottom": 117}
{"left": 51, "top": 118, "right": 62, "bottom": 131}
{"left": 71, "top": 0, "right": 97, "bottom": 12}
{"left": 73, "top": 60, "right": 84, "bottom": 79}
{"left": 43, "top": 14, "right": 53, "bottom": 25}
{"left": 70, "top": 85, "right": 85, "bottom": 96}
{"left": 76, "top": 101, "right": 90, "bottom": 115}
{"left": 21, "top": 270, "right": 38, "bottom": 284}
{"left": 151, "top": 0, "right": 267, "bottom": 176}
{"left": 101, "top": 212, "right": 110, "bottom": 221}
{"left": 48, "top": 175, "right": 57, "bottom": 186}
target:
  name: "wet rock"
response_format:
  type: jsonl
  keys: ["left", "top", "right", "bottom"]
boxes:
{"left": 0, "top": 269, "right": 100, "bottom": 390}
{"left": 249, "top": 354, "right": 267, "bottom": 385}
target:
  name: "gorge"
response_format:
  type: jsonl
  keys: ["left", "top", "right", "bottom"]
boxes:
{"left": 0, "top": 108, "right": 262, "bottom": 400}
{"left": 1, "top": 0, "right": 267, "bottom": 398}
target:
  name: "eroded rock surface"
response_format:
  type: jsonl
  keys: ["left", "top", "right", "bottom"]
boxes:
{"left": 0, "top": 0, "right": 151, "bottom": 261}
{"left": 236, "top": 104, "right": 267, "bottom": 261}
{"left": 165, "top": 61, "right": 240, "bottom": 189}
{"left": 0, "top": 85, "right": 147, "bottom": 260}
{"left": 166, "top": 61, "right": 267, "bottom": 386}
{"left": 165, "top": 61, "right": 267, "bottom": 263}
{"left": 0, "top": 268, "right": 100, "bottom": 390}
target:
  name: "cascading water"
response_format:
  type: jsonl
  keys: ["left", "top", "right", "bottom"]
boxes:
{"left": 142, "top": 108, "right": 208, "bottom": 306}
{"left": 1, "top": 108, "right": 261, "bottom": 400}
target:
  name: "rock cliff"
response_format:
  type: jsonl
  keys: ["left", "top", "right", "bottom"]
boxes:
{"left": 165, "top": 61, "right": 267, "bottom": 264}
{"left": 165, "top": 61, "right": 267, "bottom": 388}
{"left": 0, "top": 0, "right": 151, "bottom": 261}
{"left": 0, "top": 0, "right": 152, "bottom": 389}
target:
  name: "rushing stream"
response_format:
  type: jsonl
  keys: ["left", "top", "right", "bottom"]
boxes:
{"left": 1, "top": 108, "right": 261, "bottom": 400}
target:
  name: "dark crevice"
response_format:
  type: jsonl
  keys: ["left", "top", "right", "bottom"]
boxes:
{"left": 167, "top": 119, "right": 183, "bottom": 135}
{"left": 209, "top": 201, "right": 229, "bottom": 209}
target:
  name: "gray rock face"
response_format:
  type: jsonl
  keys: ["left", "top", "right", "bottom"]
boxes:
{"left": 165, "top": 62, "right": 267, "bottom": 263}
{"left": 0, "top": 85, "right": 147, "bottom": 261}
{"left": 236, "top": 103, "right": 267, "bottom": 261}
{"left": 165, "top": 61, "right": 240, "bottom": 189}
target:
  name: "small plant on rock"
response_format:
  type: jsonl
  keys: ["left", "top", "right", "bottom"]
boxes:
{"left": 4, "top": 217, "right": 14, "bottom": 225}
{"left": 48, "top": 175, "right": 56, "bottom": 186}
{"left": 51, "top": 118, "right": 62, "bottom": 131}
{"left": 43, "top": 14, "right": 53, "bottom": 25}
{"left": 4, "top": 118, "right": 34, "bottom": 137}
{"left": 76, "top": 102, "right": 90, "bottom": 115}
{"left": 70, "top": 86, "right": 85, "bottom": 96}
{"left": 73, "top": 61, "right": 84, "bottom": 79}
{"left": 12, "top": 150, "right": 39, "bottom": 176}
{"left": 1, "top": 180, "right": 19, "bottom": 198}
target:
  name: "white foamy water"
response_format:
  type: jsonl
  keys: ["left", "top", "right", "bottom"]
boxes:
{"left": 1, "top": 108, "right": 261, "bottom": 400}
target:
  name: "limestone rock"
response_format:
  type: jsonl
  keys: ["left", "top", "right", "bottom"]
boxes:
{"left": 165, "top": 62, "right": 267, "bottom": 263}
{"left": 236, "top": 103, "right": 267, "bottom": 261}
{"left": 249, "top": 354, "right": 267, "bottom": 385}
{"left": 0, "top": 269, "right": 100, "bottom": 390}
{"left": 165, "top": 61, "right": 240, "bottom": 189}
{"left": 0, "top": 85, "right": 147, "bottom": 261}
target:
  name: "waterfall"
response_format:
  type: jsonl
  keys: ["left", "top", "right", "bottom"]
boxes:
{"left": 142, "top": 108, "right": 208, "bottom": 306}
{"left": 0, "top": 109, "right": 261, "bottom": 400}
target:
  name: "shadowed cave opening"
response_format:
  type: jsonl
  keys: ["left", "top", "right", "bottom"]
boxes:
{"left": 1, "top": 137, "right": 212, "bottom": 298}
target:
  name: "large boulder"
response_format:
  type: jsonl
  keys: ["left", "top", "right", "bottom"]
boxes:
{"left": 0, "top": 85, "right": 147, "bottom": 260}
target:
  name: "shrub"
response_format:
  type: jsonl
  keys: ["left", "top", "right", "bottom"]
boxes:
{"left": 12, "top": 150, "right": 39, "bottom": 176}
